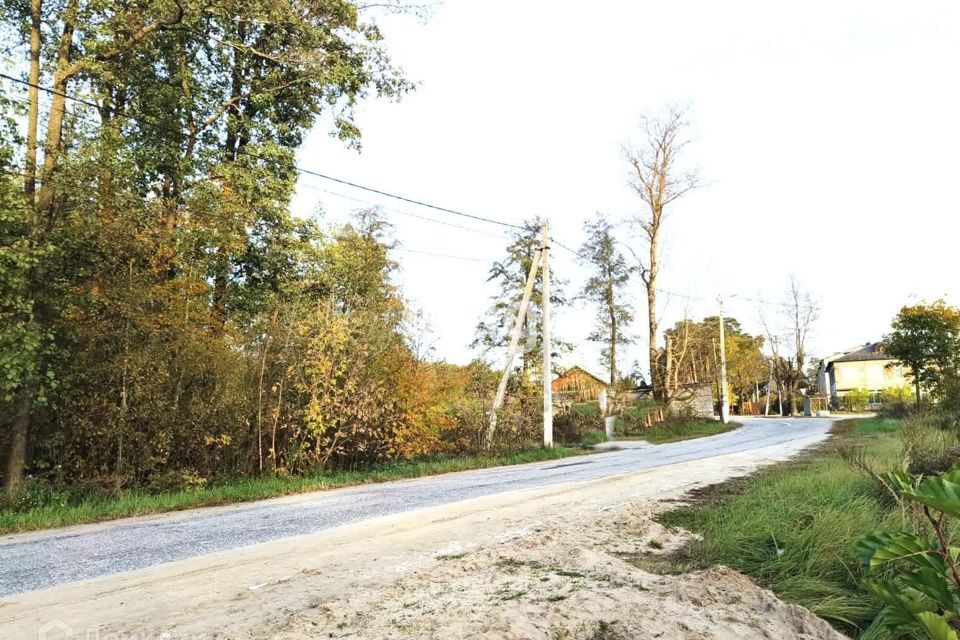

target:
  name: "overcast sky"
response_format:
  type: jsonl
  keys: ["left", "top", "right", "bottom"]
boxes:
{"left": 292, "top": 0, "right": 960, "bottom": 377}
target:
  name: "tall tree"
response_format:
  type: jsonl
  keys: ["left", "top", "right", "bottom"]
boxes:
{"left": 473, "top": 218, "right": 567, "bottom": 379}
{"left": 886, "top": 300, "right": 960, "bottom": 407}
{"left": 579, "top": 215, "right": 635, "bottom": 385}
{"left": 624, "top": 105, "right": 699, "bottom": 399}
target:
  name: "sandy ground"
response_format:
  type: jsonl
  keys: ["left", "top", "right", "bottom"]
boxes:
{"left": 0, "top": 429, "right": 845, "bottom": 640}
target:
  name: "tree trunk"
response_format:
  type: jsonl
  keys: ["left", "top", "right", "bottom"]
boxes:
{"left": 23, "top": 0, "right": 42, "bottom": 201}
{"left": 3, "top": 389, "right": 31, "bottom": 494}
{"left": 915, "top": 377, "right": 922, "bottom": 408}
{"left": 647, "top": 228, "right": 660, "bottom": 398}
{"left": 36, "top": 0, "right": 79, "bottom": 223}
{"left": 608, "top": 284, "right": 617, "bottom": 385}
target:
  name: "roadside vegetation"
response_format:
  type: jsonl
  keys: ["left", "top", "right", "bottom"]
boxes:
{"left": 0, "top": 446, "right": 585, "bottom": 535}
{"left": 655, "top": 416, "right": 903, "bottom": 635}
{"left": 650, "top": 410, "right": 960, "bottom": 638}
{"left": 567, "top": 399, "right": 738, "bottom": 445}
{"left": 633, "top": 417, "right": 739, "bottom": 444}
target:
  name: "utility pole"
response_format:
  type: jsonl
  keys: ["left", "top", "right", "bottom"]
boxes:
{"left": 772, "top": 336, "right": 784, "bottom": 416}
{"left": 718, "top": 297, "right": 730, "bottom": 424}
{"left": 764, "top": 357, "right": 773, "bottom": 416}
{"left": 485, "top": 247, "right": 543, "bottom": 448}
{"left": 541, "top": 221, "right": 553, "bottom": 447}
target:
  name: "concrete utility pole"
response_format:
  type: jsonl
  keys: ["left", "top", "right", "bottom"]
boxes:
{"left": 718, "top": 297, "right": 730, "bottom": 424}
{"left": 764, "top": 357, "right": 773, "bottom": 416}
{"left": 485, "top": 247, "right": 543, "bottom": 448}
{"left": 541, "top": 221, "right": 553, "bottom": 447}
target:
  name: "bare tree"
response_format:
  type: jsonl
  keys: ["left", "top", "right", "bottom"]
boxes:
{"left": 758, "top": 277, "right": 819, "bottom": 415}
{"left": 624, "top": 105, "right": 699, "bottom": 400}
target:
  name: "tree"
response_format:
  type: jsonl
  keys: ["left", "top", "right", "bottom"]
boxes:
{"left": 0, "top": 0, "right": 412, "bottom": 492}
{"left": 578, "top": 214, "right": 635, "bottom": 385}
{"left": 885, "top": 300, "right": 960, "bottom": 407}
{"left": 624, "top": 105, "right": 699, "bottom": 400}
{"left": 473, "top": 218, "right": 567, "bottom": 379}
{"left": 759, "top": 278, "right": 818, "bottom": 416}
{"left": 660, "top": 315, "right": 766, "bottom": 409}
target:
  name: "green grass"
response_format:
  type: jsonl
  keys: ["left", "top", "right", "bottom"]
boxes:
{"left": 579, "top": 431, "right": 609, "bottom": 446}
{"left": 638, "top": 418, "right": 740, "bottom": 444}
{"left": 623, "top": 399, "right": 662, "bottom": 419}
{"left": 0, "top": 447, "right": 587, "bottom": 535}
{"left": 651, "top": 417, "right": 906, "bottom": 636}
{"left": 573, "top": 402, "right": 601, "bottom": 417}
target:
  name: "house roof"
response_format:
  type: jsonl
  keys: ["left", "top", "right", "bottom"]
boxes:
{"left": 554, "top": 366, "right": 608, "bottom": 387}
{"left": 832, "top": 342, "right": 895, "bottom": 363}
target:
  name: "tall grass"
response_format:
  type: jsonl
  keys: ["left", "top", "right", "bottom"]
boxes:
{"left": 0, "top": 447, "right": 585, "bottom": 535}
{"left": 657, "top": 417, "right": 906, "bottom": 636}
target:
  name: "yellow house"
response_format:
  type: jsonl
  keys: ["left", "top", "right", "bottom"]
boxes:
{"left": 819, "top": 342, "right": 911, "bottom": 405}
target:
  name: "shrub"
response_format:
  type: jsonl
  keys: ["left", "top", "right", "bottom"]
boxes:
{"left": 858, "top": 464, "right": 960, "bottom": 640}
{"left": 553, "top": 409, "right": 602, "bottom": 445}
{"left": 845, "top": 388, "right": 871, "bottom": 412}
{"left": 882, "top": 385, "right": 914, "bottom": 407}
{"left": 0, "top": 478, "right": 71, "bottom": 512}
{"left": 903, "top": 418, "right": 960, "bottom": 476}
{"left": 146, "top": 469, "right": 209, "bottom": 494}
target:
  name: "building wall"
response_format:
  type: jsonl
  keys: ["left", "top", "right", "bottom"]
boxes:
{"left": 832, "top": 359, "right": 910, "bottom": 394}
{"left": 551, "top": 369, "right": 606, "bottom": 403}
{"left": 668, "top": 383, "right": 714, "bottom": 418}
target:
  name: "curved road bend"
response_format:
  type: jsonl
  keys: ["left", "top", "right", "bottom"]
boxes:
{"left": 0, "top": 417, "right": 833, "bottom": 597}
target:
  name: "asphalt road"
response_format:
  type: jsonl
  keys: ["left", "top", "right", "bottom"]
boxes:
{"left": 0, "top": 417, "right": 833, "bottom": 597}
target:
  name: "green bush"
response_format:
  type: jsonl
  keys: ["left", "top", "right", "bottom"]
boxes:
{"left": 858, "top": 464, "right": 960, "bottom": 640}
{"left": 146, "top": 469, "right": 209, "bottom": 494}
{"left": 0, "top": 478, "right": 71, "bottom": 512}
{"left": 903, "top": 417, "right": 960, "bottom": 476}
{"left": 553, "top": 409, "right": 602, "bottom": 445}
{"left": 845, "top": 388, "right": 871, "bottom": 412}
{"left": 882, "top": 385, "right": 914, "bottom": 407}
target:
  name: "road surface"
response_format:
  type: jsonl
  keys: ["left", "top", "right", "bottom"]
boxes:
{"left": 0, "top": 417, "right": 833, "bottom": 597}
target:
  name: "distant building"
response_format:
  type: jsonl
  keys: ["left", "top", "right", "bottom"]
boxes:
{"left": 551, "top": 366, "right": 609, "bottom": 403}
{"left": 818, "top": 342, "right": 912, "bottom": 407}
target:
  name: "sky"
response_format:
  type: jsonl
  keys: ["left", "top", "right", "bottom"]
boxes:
{"left": 292, "top": 0, "right": 960, "bottom": 377}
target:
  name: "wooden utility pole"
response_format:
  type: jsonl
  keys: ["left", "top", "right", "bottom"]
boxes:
{"left": 718, "top": 297, "right": 730, "bottom": 424}
{"left": 541, "top": 222, "right": 553, "bottom": 447}
{"left": 485, "top": 247, "right": 543, "bottom": 448}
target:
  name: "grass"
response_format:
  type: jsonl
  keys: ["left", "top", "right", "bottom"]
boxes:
{"left": 650, "top": 416, "right": 906, "bottom": 636}
{"left": 638, "top": 418, "right": 740, "bottom": 444}
{"left": 573, "top": 402, "right": 602, "bottom": 417}
{"left": 0, "top": 446, "right": 587, "bottom": 535}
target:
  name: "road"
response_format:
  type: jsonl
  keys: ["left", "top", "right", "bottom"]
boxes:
{"left": 0, "top": 417, "right": 833, "bottom": 597}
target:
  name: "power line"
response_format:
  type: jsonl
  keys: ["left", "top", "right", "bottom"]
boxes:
{"left": 297, "top": 180, "right": 512, "bottom": 240}
{"left": 0, "top": 72, "right": 525, "bottom": 230}
{"left": 394, "top": 247, "right": 492, "bottom": 263}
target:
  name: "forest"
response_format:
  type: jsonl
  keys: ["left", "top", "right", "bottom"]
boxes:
{"left": 0, "top": 0, "right": 569, "bottom": 504}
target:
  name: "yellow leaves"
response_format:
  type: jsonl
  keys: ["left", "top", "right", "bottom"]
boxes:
{"left": 203, "top": 434, "right": 232, "bottom": 447}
